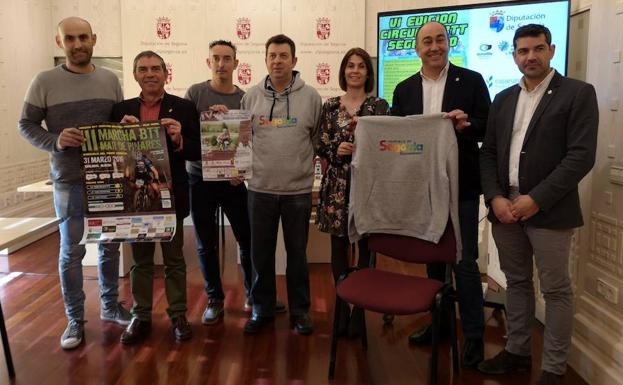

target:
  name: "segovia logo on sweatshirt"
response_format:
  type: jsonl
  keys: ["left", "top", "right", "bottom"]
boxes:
{"left": 379, "top": 139, "right": 424, "bottom": 155}
{"left": 259, "top": 115, "right": 298, "bottom": 128}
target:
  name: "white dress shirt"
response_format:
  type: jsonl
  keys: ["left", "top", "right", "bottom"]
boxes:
{"left": 421, "top": 62, "right": 449, "bottom": 115}
{"left": 508, "top": 69, "right": 556, "bottom": 187}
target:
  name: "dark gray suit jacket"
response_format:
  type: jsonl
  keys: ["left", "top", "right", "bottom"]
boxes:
{"left": 480, "top": 71, "right": 598, "bottom": 229}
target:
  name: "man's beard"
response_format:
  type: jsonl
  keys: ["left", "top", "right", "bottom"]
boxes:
{"left": 69, "top": 49, "right": 92, "bottom": 67}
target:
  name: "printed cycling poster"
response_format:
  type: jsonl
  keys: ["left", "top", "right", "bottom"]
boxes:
{"left": 78, "top": 121, "right": 177, "bottom": 244}
{"left": 200, "top": 109, "right": 253, "bottom": 180}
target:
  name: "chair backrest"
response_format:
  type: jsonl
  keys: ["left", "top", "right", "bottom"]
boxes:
{"left": 367, "top": 222, "right": 456, "bottom": 264}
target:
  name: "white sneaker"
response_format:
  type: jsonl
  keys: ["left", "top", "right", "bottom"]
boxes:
{"left": 60, "top": 320, "right": 85, "bottom": 350}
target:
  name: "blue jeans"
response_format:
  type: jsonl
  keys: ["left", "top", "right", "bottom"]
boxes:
{"left": 189, "top": 177, "right": 252, "bottom": 300}
{"left": 53, "top": 183, "right": 120, "bottom": 321}
{"left": 427, "top": 199, "right": 485, "bottom": 339}
{"left": 248, "top": 191, "right": 311, "bottom": 317}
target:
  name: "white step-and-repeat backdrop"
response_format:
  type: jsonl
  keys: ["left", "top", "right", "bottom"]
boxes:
{"left": 121, "top": 0, "right": 365, "bottom": 99}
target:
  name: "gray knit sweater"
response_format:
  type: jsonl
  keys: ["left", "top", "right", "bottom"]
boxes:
{"left": 18, "top": 65, "right": 123, "bottom": 184}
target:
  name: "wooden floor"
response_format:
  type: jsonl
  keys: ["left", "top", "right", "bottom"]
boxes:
{"left": 0, "top": 228, "right": 589, "bottom": 385}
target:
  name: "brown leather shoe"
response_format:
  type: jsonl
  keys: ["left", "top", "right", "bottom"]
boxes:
{"left": 172, "top": 315, "right": 192, "bottom": 341}
{"left": 120, "top": 317, "right": 151, "bottom": 345}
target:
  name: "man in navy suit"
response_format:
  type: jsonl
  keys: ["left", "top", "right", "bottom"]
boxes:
{"left": 479, "top": 24, "right": 598, "bottom": 385}
{"left": 391, "top": 21, "right": 490, "bottom": 368}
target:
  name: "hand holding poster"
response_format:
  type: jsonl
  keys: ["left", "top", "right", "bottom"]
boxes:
{"left": 200, "top": 109, "right": 253, "bottom": 180}
{"left": 79, "top": 121, "right": 177, "bottom": 244}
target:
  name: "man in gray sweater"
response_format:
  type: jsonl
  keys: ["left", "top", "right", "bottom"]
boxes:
{"left": 241, "top": 34, "right": 322, "bottom": 335}
{"left": 18, "top": 17, "right": 130, "bottom": 350}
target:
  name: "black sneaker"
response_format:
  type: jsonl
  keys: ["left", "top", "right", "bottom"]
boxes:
{"left": 477, "top": 349, "right": 531, "bottom": 375}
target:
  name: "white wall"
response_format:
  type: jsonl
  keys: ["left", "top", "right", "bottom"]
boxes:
{"left": 568, "top": 1, "right": 623, "bottom": 384}
{"left": 51, "top": 0, "right": 122, "bottom": 57}
{"left": 0, "top": 0, "right": 123, "bottom": 213}
{"left": 0, "top": 0, "right": 55, "bottom": 211}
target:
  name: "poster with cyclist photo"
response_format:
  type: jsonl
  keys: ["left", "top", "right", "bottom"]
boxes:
{"left": 77, "top": 121, "right": 177, "bottom": 244}
{"left": 200, "top": 109, "right": 252, "bottom": 180}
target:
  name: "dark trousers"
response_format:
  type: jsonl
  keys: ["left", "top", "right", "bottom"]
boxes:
{"left": 427, "top": 199, "right": 485, "bottom": 339}
{"left": 190, "top": 178, "right": 252, "bottom": 301}
{"left": 130, "top": 219, "right": 187, "bottom": 321}
{"left": 330, "top": 235, "right": 369, "bottom": 283}
{"left": 248, "top": 191, "right": 312, "bottom": 317}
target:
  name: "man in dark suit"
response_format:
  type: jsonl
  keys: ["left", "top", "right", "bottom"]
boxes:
{"left": 392, "top": 21, "right": 490, "bottom": 367}
{"left": 111, "top": 50, "right": 200, "bottom": 345}
{"left": 478, "top": 25, "right": 598, "bottom": 385}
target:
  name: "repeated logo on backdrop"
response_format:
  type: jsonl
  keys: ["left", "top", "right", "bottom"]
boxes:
{"left": 238, "top": 63, "right": 252, "bottom": 85}
{"left": 237, "top": 18, "right": 251, "bottom": 40}
{"left": 156, "top": 17, "right": 171, "bottom": 39}
{"left": 165, "top": 63, "right": 173, "bottom": 84}
{"left": 316, "top": 17, "right": 331, "bottom": 40}
{"left": 316, "top": 63, "right": 330, "bottom": 85}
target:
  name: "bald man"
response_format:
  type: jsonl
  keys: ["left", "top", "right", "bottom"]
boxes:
{"left": 391, "top": 21, "right": 491, "bottom": 368}
{"left": 18, "top": 17, "right": 130, "bottom": 350}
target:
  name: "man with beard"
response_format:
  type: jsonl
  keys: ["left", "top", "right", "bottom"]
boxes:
{"left": 18, "top": 17, "right": 131, "bottom": 350}
{"left": 479, "top": 24, "right": 598, "bottom": 385}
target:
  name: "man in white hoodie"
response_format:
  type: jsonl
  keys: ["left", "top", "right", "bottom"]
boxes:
{"left": 241, "top": 34, "right": 322, "bottom": 335}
